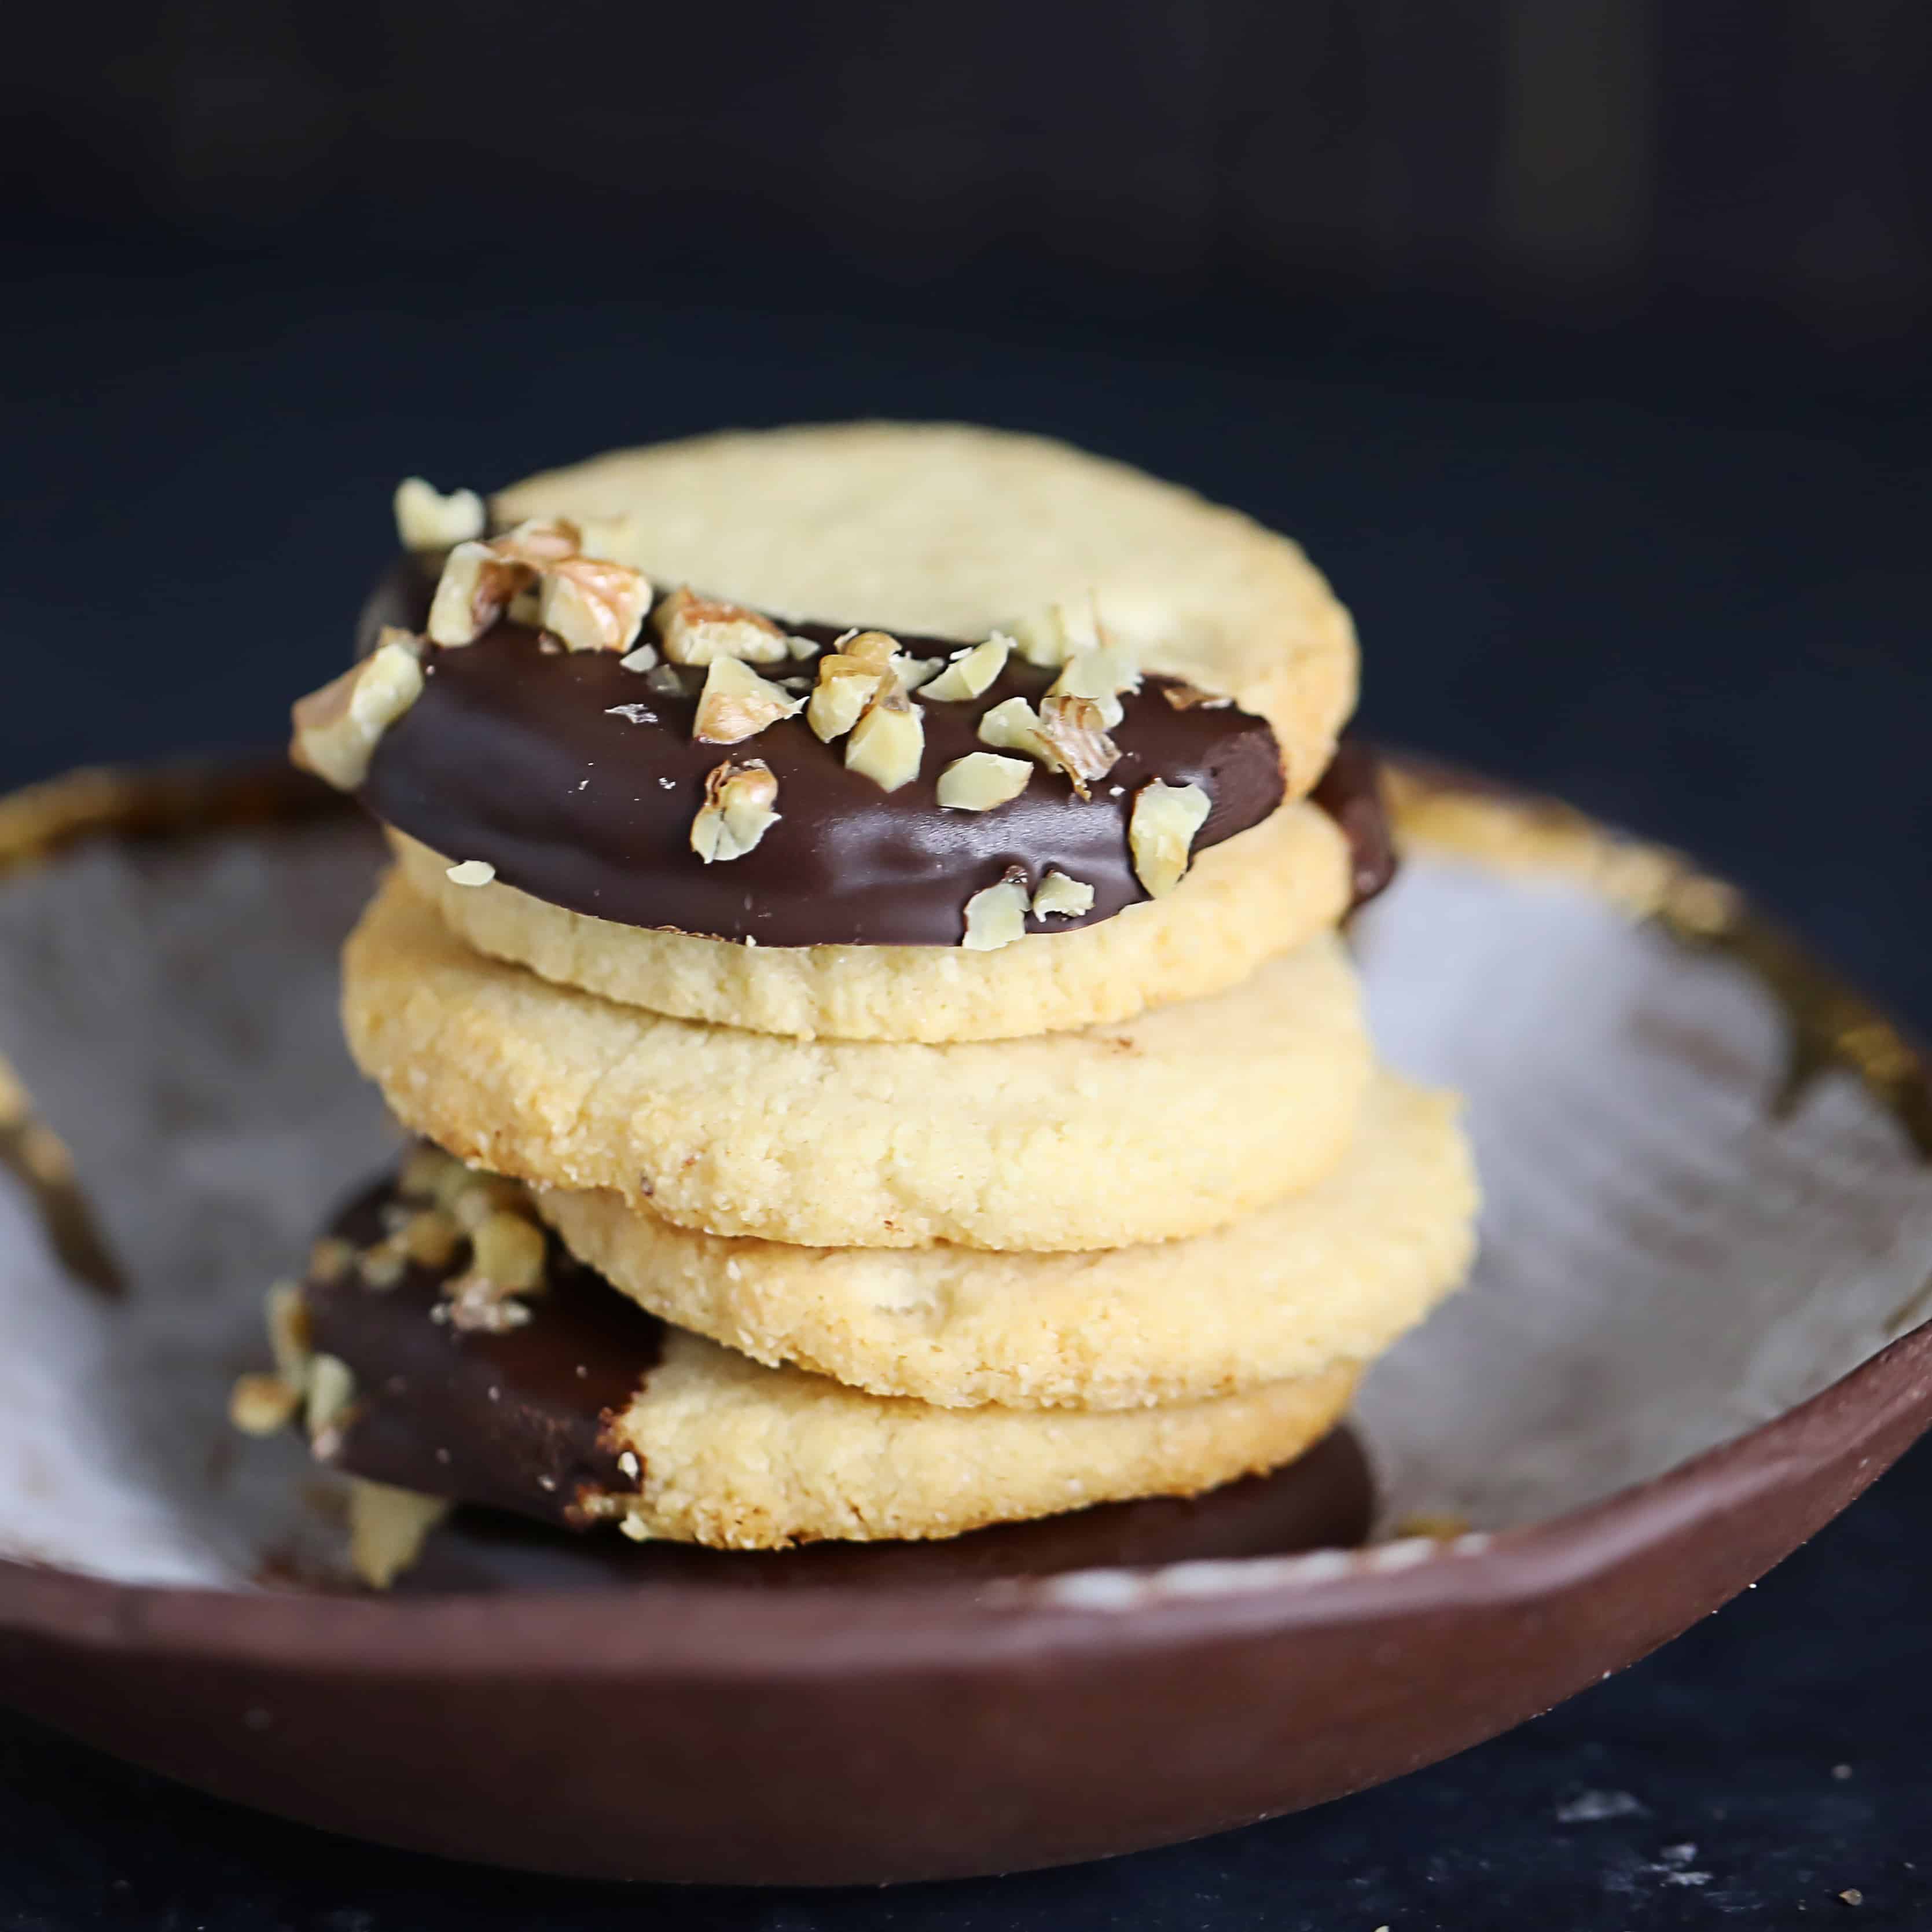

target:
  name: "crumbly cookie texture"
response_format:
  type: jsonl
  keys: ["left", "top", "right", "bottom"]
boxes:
{"left": 490, "top": 422, "right": 1358, "bottom": 794}
{"left": 539, "top": 1076, "right": 1475, "bottom": 1410}
{"left": 341, "top": 873, "right": 1374, "bottom": 1251}
{"left": 387, "top": 803, "right": 1350, "bottom": 1042}
{"left": 609, "top": 1332, "right": 1357, "bottom": 1547}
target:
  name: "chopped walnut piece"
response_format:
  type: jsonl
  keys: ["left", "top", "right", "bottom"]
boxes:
{"left": 357, "top": 1239, "right": 407, "bottom": 1290}
{"left": 846, "top": 671, "right": 925, "bottom": 791}
{"left": 468, "top": 1210, "right": 547, "bottom": 1293}
{"left": 690, "top": 759, "right": 781, "bottom": 862}
{"left": 266, "top": 1280, "right": 313, "bottom": 1380}
{"left": 427, "top": 541, "right": 530, "bottom": 647}
{"left": 619, "top": 642, "right": 660, "bottom": 673}
{"left": 447, "top": 1172, "right": 533, "bottom": 1231}
{"left": 1048, "top": 645, "right": 1141, "bottom": 729}
{"left": 398, "top": 1144, "right": 459, "bottom": 1202}
{"left": 400, "top": 1207, "right": 461, "bottom": 1271}
{"left": 919, "top": 633, "right": 1012, "bottom": 703}
{"left": 540, "top": 554, "right": 653, "bottom": 653}
{"left": 693, "top": 655, "right": 803, "bottom": 743}
{"left": 490, "top": 519, "right": 583, "bottom": 566}
{"left": 806, "top": 630, "right": 898, "bottom": 741}
{"left": 655, "top": 587, "right": 790, "bottom": 666}
{"left": 348, "top": 1479, "right": 450, "bottom": 1591}
{"left": 306, "top": 1353, "right": 357, "bottom": 1445}
{"left": 229, "top": 1371, "right": 301, "bottom": 1437}
{"left": 976, "top": 695, "right": 1048, "bottom": 757}
{"left": 445, "top": 859, "right": 495, "bottom": 887}
{"left": 393, "top": 477, "right": 485, "bottom": 552}
{"left": 307, "top": 1236, "right": 355, "bottom": 1284}
{"left": 936, "top": 751, "right": 1031, "bottom": 811}
{"left": 289, "top": 639, "right": 424, "bottom": 791}
{"left": 1032, "top": 870, "right": 1095, "bottom": 919}
{"left": 1159, "top": 677, "right": 1233, "bottom": 710}
{"left": 961, "top": 865, "right": 1032, "bottom": 950}
{"left": 1034, "top": 694, "right": 1120, "bottom": 798}
{"left": 439, "top": 1276, "right": 536, "bottom": 1334}
{"left": 1129, "top": 779, "right": 1212, "bottom": 897}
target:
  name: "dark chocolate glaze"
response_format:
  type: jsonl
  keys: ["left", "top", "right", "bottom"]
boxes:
{"left": 1314, "top": 733, "right": 1398, "bottom": 910}
{"left": 304, "top": 1176, "right": 662, "bottom": 1529}
{"left": 354, "top": 559, "right": 1288, "bottom": 947}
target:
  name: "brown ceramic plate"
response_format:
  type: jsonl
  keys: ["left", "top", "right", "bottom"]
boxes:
{"left": 0, "top": 758, "right": 1925, "bottom": 1886}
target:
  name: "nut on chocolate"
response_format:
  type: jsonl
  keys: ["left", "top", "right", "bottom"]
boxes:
{"left": 655, "top": 587, "right": 790, "bottom": 666}
{"left": 691, "top": 759, "right": 781, "bottom": 862}
{"left": 961, "top": 865, "right": 1032, "bottom": 950}
{"left": 539, "top": 555, "right": 653, "bottom": 654}
{"left": 289, "top": 637, "right": 424, "bottom": 791}
{"left": 1130, "top": 778, "right": 1212, "bottom": 897}
{"left": 920, "top": 634, "right": 1012, "bottom": 703}
{"left": 1031, "top": 870, "right": 1096, "bottom": 919}
{"left": 846, "top": 671, "right": 925, "bottom": 791}
{"left": 693, "top": 655, "right": 804, "bottom": 744}
{"left": 936, "top": 751, "right": 1031, "bottom": 811}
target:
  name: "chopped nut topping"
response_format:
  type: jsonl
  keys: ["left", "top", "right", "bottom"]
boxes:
{"left": 961, "top": 865, "right": 1032, "bottom": 951}
{"left": 693, "top": 655, "right": 803, "bottom": 743}
{"left": 806, "top": 630, "right": 898, "bottom": 741}
{"left": 306, "top": 1353, "right": 357, "bottom": 1444}
{"left": 1129, "top": 779, "right": 1212, "bottom": 897}
{"left": 655, "top": 587, "right": 790, "bottom": 666}
{"left": 1159, "top": 677, "right": 1233, "bottom": 710}
{"left": 348, "top": 1479, "right": 449, "bottom": 1591}
{"left": 439, "top": 1276, "right": 535, "bottom": 1334}
{"left": 490, "top": 519, "right": 583, "bottom": 567}
{"left": 1031, "top": 870, "right": 1096, "bottom": 919}
{"left": 229, "top": 1371, "right": 301, "bottom": 1437}
{"left": 643, "top": 662, "right": 684, "bottom": 695}
{"left": 619, "top": 642, "right": 660, "bottom": 673}
{"left": 976, "top": 695, "right": 1048, "bottom": 756}
{"left": 540, "top": 554, "right": 653, "bottom": 653}
{"left": 427, "top": 540, "right": 531, "bottom": 647}
{"left": 400, "top": 1207, "right": 461, "bottom": 1271}
{"left": 936, "top": 751, "right": 1031, "bottom": 811}
{"left": 1034, "top": 694, "right": 1120, "bottom": 798}
{"left": 398, "top": 1144, "right": 459, "bottom": 1202}
{"left": 393, "top": 478, "right": 485, "bottom": 552}
{"left": 691, "top": 759, "right": 781, "bottom": 862}
{"left": 448, "top": 1173, "right": 533, "bottom": 1231}
{"left": 846, "top": 671, "right": 925, "bottom": 791}
{"left": 919, "top": 633, "right": 1012, "bottom": 703}
{"left": 468, "top": 1210, "right": 547, "bottom": 1293}
{"left": 289, "top": 639, "right": 425, "bottom": 791}
{"left": 307, "top": 1236, "right": 355, "bottom": 1284}
{"left": 1048, "top": 645, "right": 1141, "bottom": 729}
{"left": 785, "top": 632, "right": 820, "bottom": 660}
{"left": 357, "top": 1239, "right": 407, "bottom": 1290}
{"left": 265, "top": 1280, "right": 313, "bottom": 1380}
{"left": 445, "top": 859, "right": 495, "bottom": 888}
{"left": 897, "top": 655, "right": 943, "bottom": 692}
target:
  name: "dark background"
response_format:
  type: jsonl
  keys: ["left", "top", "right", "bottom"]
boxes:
{"left": 2, "top": 2, "right": 1930, "bottom": 1925}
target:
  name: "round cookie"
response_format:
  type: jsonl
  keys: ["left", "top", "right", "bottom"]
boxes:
{"left": 390, "top": 802, "right": 1351, "bottom": 1042}
{"left": 295, "top": 1160, "right": 1358, "bottom": 1550}
{"left": 538, "top": 1074, "right": 1476, "bottom": 1410}
{"left": 616, "top": 1333, "right": 1355, "bottom": 1549}
{"left": 341, "top": 871, "right": 1374, "bottom": 1251}
{"left": 493, "top": 422, "right": 1358, "bottom": 794}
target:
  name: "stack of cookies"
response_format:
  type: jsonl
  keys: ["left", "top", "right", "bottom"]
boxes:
{"left": 239, "top": 424, "right": 1476, "bottom": 1574}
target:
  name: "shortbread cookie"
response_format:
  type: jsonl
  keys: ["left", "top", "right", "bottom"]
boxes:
{"left": 389, "top": 800, "right": 1353, "bottom": 1042}
{"left": 320, "top": 425, "right": 1359, "bottom": 972}
{"left": 284, "top": 1160, "right": 1357, "bottom": 1549}
{"left": 341, "top": 873, "right": 1374, "bottom": 1250}
{"left": 539, "top": 1075, "right": 1476, "bottom": 1409}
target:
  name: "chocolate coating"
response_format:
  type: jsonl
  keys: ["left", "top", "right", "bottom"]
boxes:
{"left": 304, "top": 1177, "right": 662, "bottom": 1528}
{"left": 354, "top": 560, "right": 1288, "bottom": 947}
{"left": 1314, "top": 733, "right": 1398, "bottom": 910}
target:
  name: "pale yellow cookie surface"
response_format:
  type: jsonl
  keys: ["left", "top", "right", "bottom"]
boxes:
{"left": 391, "top": 803, "right": 1350, "bottom": 1042}
{"left": 542, "top": 1075, "right": 1475, "bottom": 1410}
{"left": 607, "top": 1332, "right": 1357, "bottom": 1547}
{"left": 342, "top": 873, "right": 1373, "bottom": 1251}
{"left": 493, "top": 422, "right": 1358, "bottom": 794}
